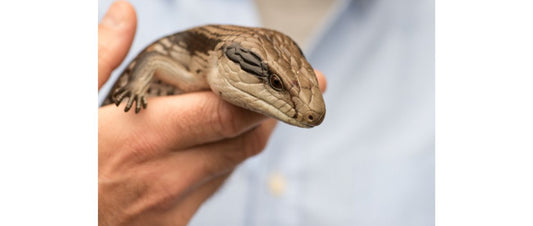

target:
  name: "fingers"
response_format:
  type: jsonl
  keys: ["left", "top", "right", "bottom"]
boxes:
{"left": 125, "top": 119, "right": 276, "bottom": 219}
{"left": 143, "top": 118, "right": 276, "bottom": 198}
{"left": 98, "top": 0, "right": 137, "bottom": 89}
{"left": 102, "top": 91, "right": 270, "bottom": 152}
{"left": 314, "top": 69, "right": 327, "bottom": 93}
{"left": 166, "top": 118, "right": 276, "bottom": 183}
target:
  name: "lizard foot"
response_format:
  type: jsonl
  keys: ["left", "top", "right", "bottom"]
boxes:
{"left": 112, "top": 86, "right": 148, "bottom": 113}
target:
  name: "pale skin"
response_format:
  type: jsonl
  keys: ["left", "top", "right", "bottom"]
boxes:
{"left": 98, "top": 1, "right": 327, "bottom": 225}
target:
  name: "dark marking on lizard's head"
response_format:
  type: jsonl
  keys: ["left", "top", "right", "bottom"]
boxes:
{"left": 224, "top": 43, "right": 269, "bottom": 78}
{"left": 208, "top": 25, "right": 325, "bottom": 128}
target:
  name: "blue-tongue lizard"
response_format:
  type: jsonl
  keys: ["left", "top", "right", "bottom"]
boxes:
{"left": 104, "top": 25, "right": 325, "bottom": 128}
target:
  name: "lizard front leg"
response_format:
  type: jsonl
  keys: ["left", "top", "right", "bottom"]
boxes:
{"left": 112, "top": 51, "right": 208, "bottom": 113}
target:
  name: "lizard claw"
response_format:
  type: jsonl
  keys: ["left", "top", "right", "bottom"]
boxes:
{"left": 125, "top": 95, "right": 135, "bottom": 112}
{"left": 113, "top": 87, "right": 128, "bottom": 106}
{"left": 141, "top": 96, "right": 148, "bottom": 109}
{"left": 132, "top": 96, "right": 148, "bottom": 113}
{"left": 112, "top": 85, "right": 147, "bottom": 113}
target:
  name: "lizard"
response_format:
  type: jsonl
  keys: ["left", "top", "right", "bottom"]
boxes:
{"left": 103, "top": 24, "right": 325, "bottom": 128}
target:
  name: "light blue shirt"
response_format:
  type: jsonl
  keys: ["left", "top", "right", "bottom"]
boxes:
{"left": 98, "top": 0, "right": 434, "bottom": 225}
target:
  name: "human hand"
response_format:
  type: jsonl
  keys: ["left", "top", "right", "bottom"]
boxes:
{"left": 98, "top": 1, "right": 326, "bottom": 225}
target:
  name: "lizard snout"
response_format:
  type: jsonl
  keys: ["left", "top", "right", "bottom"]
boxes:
{"left": 303, "top": 111, "right": 325, "bottom": 127}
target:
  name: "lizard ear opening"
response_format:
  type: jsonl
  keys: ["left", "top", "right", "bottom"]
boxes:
{"left": 224, "top": 44, "right": 269, "bottom": 78}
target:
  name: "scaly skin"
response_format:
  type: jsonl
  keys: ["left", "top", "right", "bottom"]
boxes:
{"left": 105, "top": 25, "right": 325, "bottom": 128}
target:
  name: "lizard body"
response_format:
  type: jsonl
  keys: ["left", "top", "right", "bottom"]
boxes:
{"left": 104, "top": 25, "right": 325, "bottom": 128}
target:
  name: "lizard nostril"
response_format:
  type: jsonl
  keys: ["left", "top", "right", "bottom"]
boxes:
{"left": 304, "top": 111, "right": 325, "bottom": 126}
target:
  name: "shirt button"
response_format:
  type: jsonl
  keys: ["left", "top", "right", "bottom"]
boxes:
{"left": 268, "top": 172, "right": 286, "bottom": 197}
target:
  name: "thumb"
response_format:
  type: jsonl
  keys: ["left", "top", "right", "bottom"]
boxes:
{"left": 314, "top": 69, "right": 327, "bottom": 93}
{"left": 98, "top": 0, "right": 137, "bottom": 89}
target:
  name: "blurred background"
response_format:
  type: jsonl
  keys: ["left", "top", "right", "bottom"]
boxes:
{"left": 98, "top": 0, "right": 434, "bottom": 225}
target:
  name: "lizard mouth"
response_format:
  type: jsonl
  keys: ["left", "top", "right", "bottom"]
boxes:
{"left": 218, "top": 77, "right": 322, "bottom": 128}
{"left": 284, "top": 111, "right": 325, "bottom": 128}
{"left": 234, "top": 91, "right": 314, "bottom": 128}
{"left": 270, "top": 105, "right": 322, "bottom": 128}
{"left": 300, "top": 111, "right": 325, "bottom": 127}
{"left": 252, "top": 97, "right": 314, "bottom": 128}
{"left": 251, "top": 94, "right": 325, "bottom": 128}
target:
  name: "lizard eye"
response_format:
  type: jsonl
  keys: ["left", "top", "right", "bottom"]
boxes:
{"left": 269, "top": 74, "right": 284, "bottom": 91}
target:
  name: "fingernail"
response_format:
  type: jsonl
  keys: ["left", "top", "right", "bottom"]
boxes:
{"left": 101, "top": 1, "right": 126, "bottom": 28}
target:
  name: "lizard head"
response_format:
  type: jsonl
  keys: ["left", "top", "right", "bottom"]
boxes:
{"left": 208, "top": 27, "right": 325, "bottom": 128}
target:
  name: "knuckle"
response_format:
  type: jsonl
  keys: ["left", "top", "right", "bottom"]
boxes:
{"left": 198, "top": 150, "right": 230, "bottom": 177}
{"left": 207, "top": 153, "right": 237, "bottom": 176}
{"left": 213, "top": 100, "right": 241, "bottom": 138}
{"left": 214, "top": 136, "right": 255, "bottom": 169}
{"left": 242, "top": 127, "right": 269, "bottom": 157}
